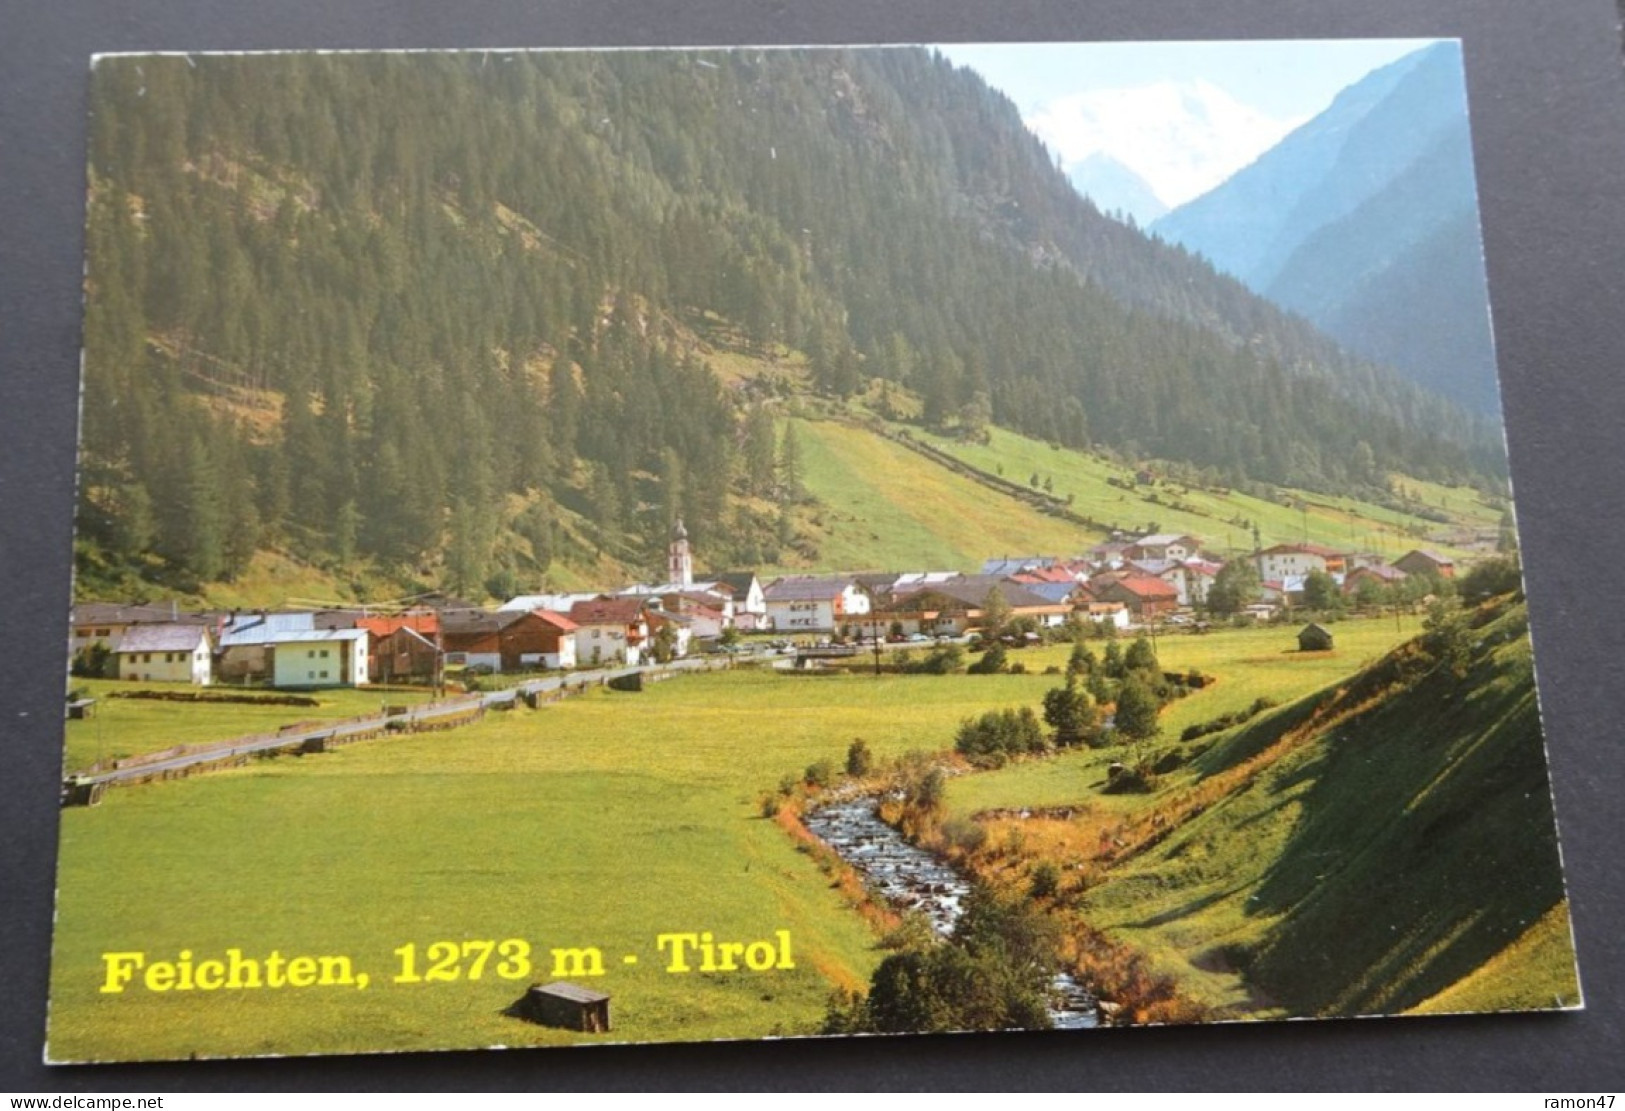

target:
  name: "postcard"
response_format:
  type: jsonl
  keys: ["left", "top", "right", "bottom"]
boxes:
{"left": 48, "top": 40, "right": 1579, "bottom": 1063}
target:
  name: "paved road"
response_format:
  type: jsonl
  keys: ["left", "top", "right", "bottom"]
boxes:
{"left": 73, "top": 653, "right": 750, "bottom": 790}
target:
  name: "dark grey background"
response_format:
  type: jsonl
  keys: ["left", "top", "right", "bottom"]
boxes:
{"left": 3, "top": 0, "right": 1622, "bottom": 1091}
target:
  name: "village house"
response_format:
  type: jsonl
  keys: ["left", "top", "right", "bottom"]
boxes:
{"left": 1343, "top": 564, "right": 1408, "bottom": 598}
{"left": 441, "top": 608, "right": 579, "bottom": 672}
{"left": 1088, "top": 539, "right": 1134, "bottom": 566}
{"left": 1259, "top": 577, "right": 1307, "bottom": 607}
{"left": 710, "top": 572, "right": 767, "bottom": 630}
{"left": 646, "top": 609, "right": 694, "bottom": 659}
{"left": 1394, "top": 549, "right": 1456, "bottom": 579}
{"left": 113, "top": 623, "right": 214, "bottom": 685}
{"left": 981, "top": 556, "right": 1060, "bottom": 577}
{"left": 267, "top": 630, "right": 369, "bottom": 688}
{"left": 876, "top": 578, "right": 1071, "bottom": 636}
{"left": 1078, "top": 599, "right": 1133, "bottom": 630}
{"left": 71, "top": 601, "right": 213, "bottom": 660}
{"left": 1090, "top": 573, "right": 1181, "bottom": 621}
{"left": 499, "top": 592, "right": 601, "bottom": 615}
{"left": 1256, "top": 544, "right": 1335, "bottom": 583}
{"left": 215, "top": 612, "right": 369, "bottom": 688}
{"left": 568, "top": 597, "right": 650, "bottom": 666}
{"left": 1125, "top": 534, "right": 1202, "bottom": 563}
{"left": 763, "top": 576, "right": 871, "bottom": 633}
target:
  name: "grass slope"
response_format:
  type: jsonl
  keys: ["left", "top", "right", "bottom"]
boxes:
{"left": 1070, "top": 599, "right": 1578, "bottom": 1017}
{"left": 778, "top": 418, "right": 1097, "bottom": 572}
{"left": 908, "top": 424, "right": 1496, "bottom": 559}
{"left": 945, "top": 617, "right": 1424, "bottom": 817}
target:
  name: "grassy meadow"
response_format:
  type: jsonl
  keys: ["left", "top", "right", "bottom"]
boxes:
{"left": 50, "top": 611, "right": 1567, "bottom": 1061}
{"left": 50, "top": 661, "right": 1094, "bottom": 1061}
{"left": 946, "top": 616, "right": 1422, "bottom": 815}
{"left": 62, "top": 679, "right": 437, "bottom": 773}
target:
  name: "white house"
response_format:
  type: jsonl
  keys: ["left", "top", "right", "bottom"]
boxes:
{"left": 711, "top": 572, "right": 767, "bottom": 630}
{"left": 568, "top": 597, "right": 650, "bottom": 666}
{"left": 1256, "top": 545, "right": 1331, "bottom": 583}
{"left": 269, "top": 629, "right": 370, "bottom": 688}
{"left": 1127, "top": 534, "right": 1202, "bottom": 563}
{"left": 763, "top": 576, "right": 871, "bottom": 633}
{"left": 114, "top": 624, "right": 214, "bottom": 685}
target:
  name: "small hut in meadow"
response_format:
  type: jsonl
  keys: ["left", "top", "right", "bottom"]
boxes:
{"left": 510, "top": 982, "right": 611, "bottom": 1033}
{"left": 1297, "top": 623, "right": 1335, "bottom": 652}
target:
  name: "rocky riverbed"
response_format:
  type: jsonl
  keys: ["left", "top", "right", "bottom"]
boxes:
{"left": 803, "top": 795, "right": 1099, "bottom": 1029}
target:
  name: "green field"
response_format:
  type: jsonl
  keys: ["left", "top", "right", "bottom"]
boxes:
{"left": 62, "top": 679, "right": 438, "bottom": 774}
{"left": 907, "top": 423, "right": 1496, "bottom": 560}
{"left": 945, "top": 616, "right": 1424, "bottom": 816}
{"left": 50, "top": 663, "right": 1085, "bottom": 1061}
{"left": 50, "top": 612, "right": 1568, "bottom": 1060}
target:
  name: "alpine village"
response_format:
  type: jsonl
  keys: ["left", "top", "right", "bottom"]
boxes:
{"left": 49, "top": 45, "right": 1578, "bottom": 1062}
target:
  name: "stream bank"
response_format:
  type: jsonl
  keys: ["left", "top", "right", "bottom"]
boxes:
{"left": 804, "top": 795, "right": 1099, "bottom": 1029}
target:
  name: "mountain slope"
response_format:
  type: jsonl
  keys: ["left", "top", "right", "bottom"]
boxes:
{"left": 1152, "top": 43, "right": 1499, "bottom": 413}
{"left": 78, "top": 48, "right": 1503, "bottom": 602}
{"left": 1066, "top": 153, "right": 1167, "bottom": 226}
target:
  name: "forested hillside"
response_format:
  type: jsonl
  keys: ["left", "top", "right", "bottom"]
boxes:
{"left": 79, "top": 49, "right": 1503, "bottom": 600}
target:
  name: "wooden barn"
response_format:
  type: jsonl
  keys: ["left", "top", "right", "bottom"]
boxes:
{"left": 1297, "top": 623, "right": 1335, "bottom": 652}
{"left": 510, "top": 982, "right": 610, "bottom": 1033}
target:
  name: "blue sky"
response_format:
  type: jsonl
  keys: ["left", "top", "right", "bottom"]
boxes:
{"left": 933, "top": 40, "right": 1443, "bottom": 208}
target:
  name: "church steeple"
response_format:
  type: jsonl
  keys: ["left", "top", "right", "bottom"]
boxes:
{"left": 668, "top": 517, "right": 693, "bottom": 587}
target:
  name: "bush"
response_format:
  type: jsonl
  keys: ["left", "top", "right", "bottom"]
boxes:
{"left": 1102, "top": 762, "right": 1155, "bottom": 794}
{"left": 967, "top": 643, "right": 1008, "bottom": 674}
{"left": 1029, "top": 861, "right": 1062, "bottom": 900}
{"left": 1042, "top": 676, "right": 1098, "bottom": 748}
{"left": 850, "top": 887, "right": 1058, "bottom": 1034}
{"left": 955, "top": 707, "right": 1049, "bottom": 766}
{"left": 907, "top": 644, "right": 964, "bottom": 674}
{"left": 804, "top": 758, "right": 837, "bottom": 789}
{"left": 845, "top": 738, "right": 874, "bottom": 778}
{"left": 71, "top": 642, "right": 112, "bottom": 679}
{"left": 941, "top": 816, "right": 989, "bottom": 854}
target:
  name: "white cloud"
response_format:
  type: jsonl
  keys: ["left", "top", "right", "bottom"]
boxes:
{"left": 1027, "top": 80, "right": 1305, "bottom": 209}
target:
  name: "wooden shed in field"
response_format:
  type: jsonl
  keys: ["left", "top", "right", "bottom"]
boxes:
{"left": 510, "top": 982, "right": 611, "bottom": 1033}
{"left": 1297, "top": 623, "right": 1335, "bottom": 652}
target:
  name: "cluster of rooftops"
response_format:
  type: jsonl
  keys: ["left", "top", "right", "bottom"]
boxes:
{"left": 68, "top": 529, "right": 1460, "bottom": 689}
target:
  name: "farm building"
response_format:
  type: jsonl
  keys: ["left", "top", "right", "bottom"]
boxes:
{"left": 441, "top": 608, "right": 580, "bottom": 672}
{"left": 1343, "top": 565, "right": 1408, "bottom": 597}
{"left": 112, "top": 624, "right": 214, "bottom": 685}
{"left": 510, "top": 982, "right": 610, "bottom": 1033}
{"left": 1298, "top": 623, "right": 1336, "bottom": 652}
{"left": 71, "top": 601, "right": 213, "bottom": 659}
{"left": 1394, "top": 549, "right": 1456, "bottom": 579}
{"left": 372, "top": 626, "right": 441, "bottom": 684}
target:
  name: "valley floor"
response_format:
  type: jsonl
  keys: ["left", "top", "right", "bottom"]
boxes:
{"left": 46, "top": 613, "right": 1575, "bottom": 1061}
